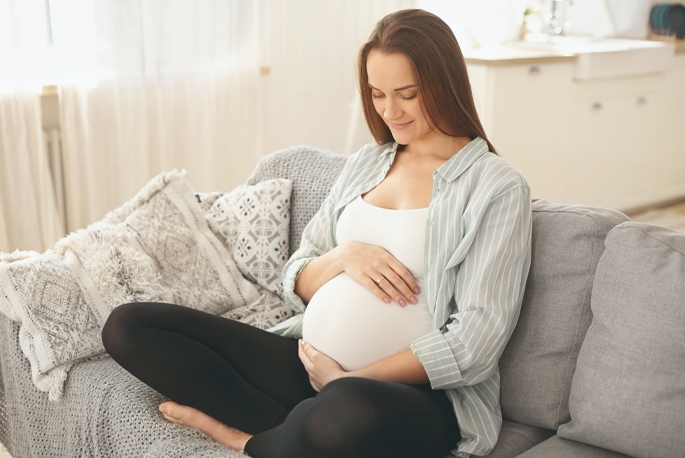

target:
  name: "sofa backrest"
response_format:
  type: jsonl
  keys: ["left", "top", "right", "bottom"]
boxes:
{"left": 498, "top": 200, "right": 629, "bottom": 430}
{"left": 246, "top": 146, "right": 347, "bottom": 256}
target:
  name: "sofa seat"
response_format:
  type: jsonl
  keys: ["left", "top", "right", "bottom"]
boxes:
{"left": 518, "top": 435, "right": 631, "bottom": 458}
{"left": 0, "top": 314, "right": 244, "bottom": 458}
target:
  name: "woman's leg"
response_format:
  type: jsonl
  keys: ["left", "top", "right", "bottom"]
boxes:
{"left": 101, "top": 302, "right": 317, "bottom": 435}
{"left": 245, "top": 377, "right": 461, "bottom": 458}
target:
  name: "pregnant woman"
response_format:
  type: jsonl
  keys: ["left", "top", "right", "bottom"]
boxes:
{"left": 102, "top": 9, "right": 531, "bottom": 458}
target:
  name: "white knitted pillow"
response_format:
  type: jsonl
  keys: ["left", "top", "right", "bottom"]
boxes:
{"left": 205, "top": 179, "right": 291, "bottom": 298}
{"left": 0, "top": 171, "right": 261, "bottom": 400}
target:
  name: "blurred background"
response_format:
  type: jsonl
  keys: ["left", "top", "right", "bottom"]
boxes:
{"left": 1, "top": 0, "right": 684, "bottom": 255}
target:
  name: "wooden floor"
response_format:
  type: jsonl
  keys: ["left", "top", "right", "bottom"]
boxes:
{"left": 628, "top": 200, "right": 685, "bottom": 233}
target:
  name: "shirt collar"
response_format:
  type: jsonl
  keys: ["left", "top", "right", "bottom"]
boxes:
{"left": 378, "top": 137, "right": 490, "bottom": 182}
{"left": 379, "top": 142, "right": 399, "bottom": 160}
{"left": 434, "top": 137, "right": 490, "bottom": 182}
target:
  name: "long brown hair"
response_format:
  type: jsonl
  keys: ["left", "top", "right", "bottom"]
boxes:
{"left": 358, "top": 9, "right": 497, "bottom": 155}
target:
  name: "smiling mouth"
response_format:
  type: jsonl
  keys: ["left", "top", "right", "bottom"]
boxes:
{"left": 388, "top": 121, "right": 413, "bottom": 130}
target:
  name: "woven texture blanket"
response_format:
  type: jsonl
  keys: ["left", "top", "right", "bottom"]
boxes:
{"left": 0, "top": 171, "right": 272, "bottom": 401}
{"left": 0, "top": 146, "right": 348, "bottom": 457}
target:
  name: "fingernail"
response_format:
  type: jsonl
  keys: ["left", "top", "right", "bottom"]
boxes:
{"left": 410, "top": 297, "right": 417, "bottom": 304}
{"left": 299, "top": 339, "right": 306, "bottom": 347}
{"left": 159, "top": 405, "right": 167, "bottom": 413}
{"left": 414, "top": 288, "right": 420, "bottom": 294}
{"left": 400, "top": 299, "right": 406, "bottom": 307}
{"left": 383, "top": 297, "right": 390, "bottom": 303}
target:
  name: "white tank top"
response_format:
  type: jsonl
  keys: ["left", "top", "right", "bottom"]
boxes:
{"left": 302, "top": 195, "right": 433, "bottom": 371}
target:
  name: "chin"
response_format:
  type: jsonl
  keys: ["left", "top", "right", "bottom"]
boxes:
{"left": 390, "top": 132, "right": 415, "bottom": 145}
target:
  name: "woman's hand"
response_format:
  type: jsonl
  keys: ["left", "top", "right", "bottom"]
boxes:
{"left": 298, "top": 340, "right": 347, "bottom": 392}
{"left": 338, "top": 241, "right": 419, "bottom": 307}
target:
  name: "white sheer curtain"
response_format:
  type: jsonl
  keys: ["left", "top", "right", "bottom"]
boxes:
{"left": 2, "top": 0, "right": 417, "bottom": 241}
{"left": 55, "top": 0, "right": 263, "bottom": 231}
{"left": 0, "top": 93, "right": 65, "bottom": 253}
{"left": 0, "top": 0, "right": 64, "bottom": 253}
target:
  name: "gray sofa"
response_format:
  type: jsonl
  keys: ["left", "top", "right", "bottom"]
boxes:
{"left": 1, "top": 146, "right": 683, "bottom": 458}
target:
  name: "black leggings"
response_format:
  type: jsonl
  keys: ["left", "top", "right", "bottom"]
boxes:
{"left": 101, "top": 302, "right": 460, "bottom": 458}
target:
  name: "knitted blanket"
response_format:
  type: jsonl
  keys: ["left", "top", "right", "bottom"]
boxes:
{"left": 0, "top": 171, "right": 264, "bottom": 401}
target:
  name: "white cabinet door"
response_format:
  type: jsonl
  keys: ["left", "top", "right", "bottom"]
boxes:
{"left": 469, "top": 61, "right": 574, "bottom": 201}
{"left": 468, "top": 56, "right": 681, "bottom": 211}
{"left": 660, "top": 54, "right": 685, "bottom": 201}
{"left": 565, "top": 91, "right": 663, "bottom": 209}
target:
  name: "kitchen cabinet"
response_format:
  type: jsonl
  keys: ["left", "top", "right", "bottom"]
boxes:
{"left": 467, "top": 52, "right": 685, "bottom": 212}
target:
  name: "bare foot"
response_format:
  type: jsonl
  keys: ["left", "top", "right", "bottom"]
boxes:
{"left": 159, "top": 401, "right": 253, "bottom": 452}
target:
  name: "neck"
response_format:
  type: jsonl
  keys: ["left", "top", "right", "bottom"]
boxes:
{"left": 402, "top": 133, "right": 473, "bottom": 159}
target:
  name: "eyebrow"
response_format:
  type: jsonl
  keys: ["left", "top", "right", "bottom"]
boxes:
{"left": 368, "top": 84, "right": 417, "bottom": 92}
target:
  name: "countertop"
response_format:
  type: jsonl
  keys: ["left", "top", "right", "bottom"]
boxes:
{"left": 463, "top": 45, "right": 577, "bottom": 66}
{"left": 463, "top": 37, "right": 685, "bottom": 66}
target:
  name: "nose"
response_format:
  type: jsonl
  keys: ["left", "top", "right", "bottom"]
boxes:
{"left": 384, "top": 96, "right": 403, "bottom": 121}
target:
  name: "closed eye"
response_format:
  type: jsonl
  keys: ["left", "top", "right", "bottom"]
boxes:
{"left": 371, "top": 93, "right": 417, "bottom": 101}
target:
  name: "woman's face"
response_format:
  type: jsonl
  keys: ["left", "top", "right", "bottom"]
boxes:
{"left": 366, "top": 50, "right": 434, "bottom": 146}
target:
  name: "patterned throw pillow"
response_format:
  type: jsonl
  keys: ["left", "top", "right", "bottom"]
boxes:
{"left": 205, "top": 179, "right": 292, "bottom": 298}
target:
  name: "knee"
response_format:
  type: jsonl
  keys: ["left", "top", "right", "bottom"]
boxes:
{"left": 300, "top": 378, "right": 384, "bottom": 452}
{"left": 101, "top": 302, "right": 148, "bottom": 358}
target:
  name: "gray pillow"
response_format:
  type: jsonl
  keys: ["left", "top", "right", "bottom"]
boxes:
{"left": 205, "top": 179, "right": 292, "bottom": 298}
{"left": 499, "top": 200, "right": 628, "bottom": 429}
{"left": 558, "top": 222, "right": 685, "bottom": 458}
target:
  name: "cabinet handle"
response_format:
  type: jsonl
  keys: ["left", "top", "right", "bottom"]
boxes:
{"left": 591, "top": 102, "right": 603, "bottom": 111}
{"left": 637, "top": 96, "right": 647, "bottom": 106}
{"left": 528, "top": 66, "right": 541, "bottom": 75}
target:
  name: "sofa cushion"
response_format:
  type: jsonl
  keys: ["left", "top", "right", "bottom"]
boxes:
{"left": 482, "top": 420, "right": 555, "bottom": 458}
{"left": 518, "top": 435, "right": 631, "bottom": 458}
{"left": 557, "top": 222, "right": 685, "bottom": 458}
{"left": 499, "top": 201, "right": 628, "bottom": 429}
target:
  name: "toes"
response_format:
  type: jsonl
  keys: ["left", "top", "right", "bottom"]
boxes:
{"left": 159, "top": 402, "right": 183, "bottom": 423}
{"left": 162, "top": 412, "right": 182, "bottom": 425}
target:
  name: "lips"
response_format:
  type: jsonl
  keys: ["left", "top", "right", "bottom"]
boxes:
{"left": 388, "top": 120, "right": 413, "bottom": 130}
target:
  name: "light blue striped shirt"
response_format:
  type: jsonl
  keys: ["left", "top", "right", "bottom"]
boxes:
{"left": 269, "top": 137, "right": 532, "bottom": 457}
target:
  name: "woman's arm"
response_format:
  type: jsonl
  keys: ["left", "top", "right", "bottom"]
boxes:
{"left": 298, "top": 342, "right": 428, "bottom": 391}
{"left": 348, "top": 349, "right": 428, "bottom": 385}
{"left": 411, "top": 184, "right": 532, "bottom": 390}
{"left": 295, "top": 241, "right": 420, "bottom": 306}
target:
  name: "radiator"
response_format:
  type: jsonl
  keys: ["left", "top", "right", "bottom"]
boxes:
{"left": 43, "top": 128, "right": 67, "bottom": 232}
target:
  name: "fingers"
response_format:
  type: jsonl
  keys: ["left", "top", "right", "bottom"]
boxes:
{"left": 376, "top": 269, "right": 419, "bottom": 307}
{"left": 299, "top": 341, "right": 321, "bottom": 392}
{"left": 298, "top": 341, "right": 312, "bottom": 370}
{"left": 341, "top": 241, "right": 420, "bottom": 307}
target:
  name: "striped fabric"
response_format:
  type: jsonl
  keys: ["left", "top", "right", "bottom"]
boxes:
{"left": 269, "top": 137, "right": 532, "bottom": 457}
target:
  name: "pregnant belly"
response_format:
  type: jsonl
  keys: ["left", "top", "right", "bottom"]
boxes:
{"left": 302, "top": 273, "right": 433, "bottom": 371}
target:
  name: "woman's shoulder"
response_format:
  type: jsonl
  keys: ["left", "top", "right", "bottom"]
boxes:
{"left": 337, "top": 142, "right": 397, "bottom": 179}
{"left": 469, "top": 150, "right": 530, "bottom": 196}
{"left": 348, "top": 142, "right": 397, "bottom": 163}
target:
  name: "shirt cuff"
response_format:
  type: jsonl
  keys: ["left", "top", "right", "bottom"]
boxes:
{"left": 411, "top": 330, "right": 464, "bottom": 389}
{"left": 282, "top": 257, "right": 314, "bottom": 314}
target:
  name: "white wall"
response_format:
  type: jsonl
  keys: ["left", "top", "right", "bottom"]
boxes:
{"left": 258, "top": 1, "right": 413, "bottom": 157}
